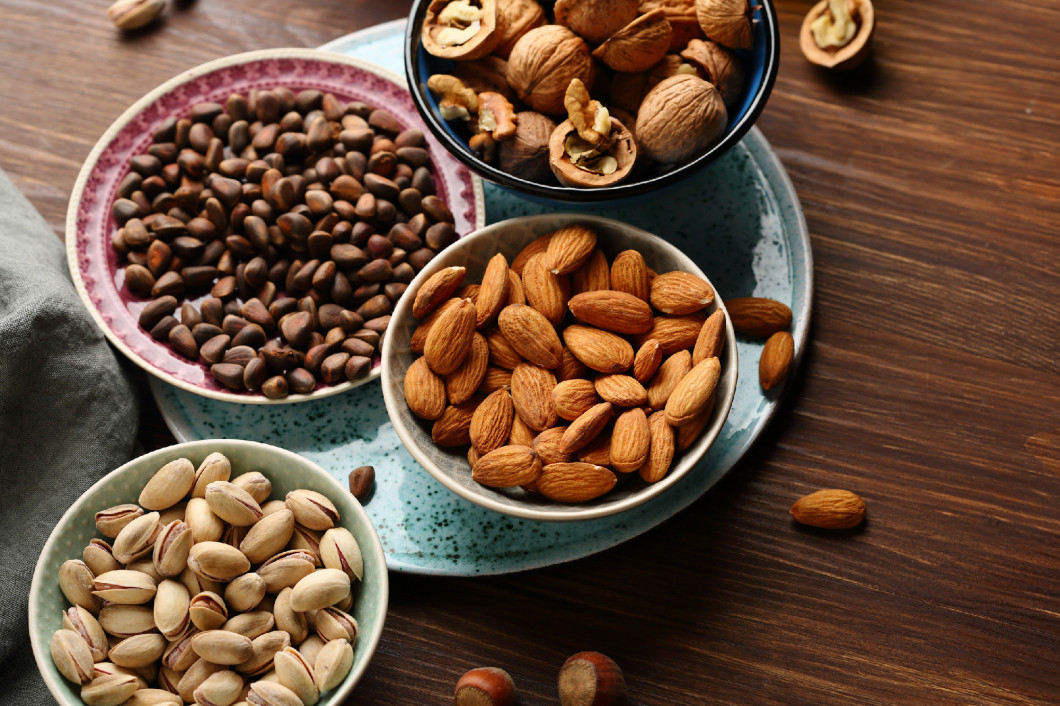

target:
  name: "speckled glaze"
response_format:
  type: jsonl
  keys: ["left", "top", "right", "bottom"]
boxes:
{"left": 147, "top": 23, "right": 812, "bottom": 576}
{"left": 28, "top": 439, "right": 388, "bottom": 704}
{"left": 65, "top": 48, "right": 485, "bottom": 405}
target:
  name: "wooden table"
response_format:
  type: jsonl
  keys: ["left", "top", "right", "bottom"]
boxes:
{"left": 3, "top": 0, "right": 1058, "bottom": 702}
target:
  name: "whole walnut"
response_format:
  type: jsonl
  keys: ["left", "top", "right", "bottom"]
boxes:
{"left": 635, "top": 74, "right": 727, "bottom": 164}
{"left": 507, "top": 26, "right": 596, "bottom": 116}
{"left": 680, "top": 39, "right": 745, "bottom": 110}
{"left": 695, "top": 0, "right": 753, "bottom": 50}
{"left": 498, "top": 111, "right": 557, "bottom": 182}
{"left": 494, "top": 0, "right": 547, "bottom": 58}
{"left": 554, "top": 0, "right": 639, "bottom": 44}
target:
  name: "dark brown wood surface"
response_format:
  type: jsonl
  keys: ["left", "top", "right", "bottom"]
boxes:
{"left": 2, "top": 0, "right": 1059, "bottom": 703}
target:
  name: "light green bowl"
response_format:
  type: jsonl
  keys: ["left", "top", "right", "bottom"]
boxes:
{"left": 29, "top": 439, "right": 388, "bottom": 704}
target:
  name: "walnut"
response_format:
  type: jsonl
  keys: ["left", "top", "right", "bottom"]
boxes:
{"left": 592, "top": 10, "right": 673, "bottom": 74}
{"left": 694, "top": 0, "right": 753, "bottom": 50}
{"left": 494, "top": 0, "right": 547, "bottom": 58}
{"left": 799, "top": 0, "right": 875, "bottom": 70}
{"left": 507, "top": 25, "right": 596, "bottom": 116}
{"left": 639, "top": 0, "right": 705, "bottom": 51}
{"left": 422, "top": 0, "right": 505, "bottom": 60}
{"left": 680, "top": 39, "right": 745, "bottom": 109}
{"left": 608, "top": 54, "right": 698, "bottom": 114}
{"left": 548, "top": 79, "right": 637, "bottom": 187}
{"left": 635, "top": 74, "right": 727, "bottom": 164}
{"left": 426, "top": 74, "right": 479, "bottom": 120}
{"left": 553, "top": 0, "right": 639, "bottom": 44}
{"left": 498, "top": 111, "right": 557, "bottom": 182}
{"left": 477, "top": 92, "right": 519, "bottom": 140}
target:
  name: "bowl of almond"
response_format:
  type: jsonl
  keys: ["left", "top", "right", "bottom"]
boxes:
{"left": 381, "top": 214, "right": 737, "bottom": 521}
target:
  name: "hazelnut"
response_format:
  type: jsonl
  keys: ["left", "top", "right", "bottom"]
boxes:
{"left": 498, "top": 111, "right": 557, "bottom": 182}
{"left": 799, "top": 0, "right": 875, "bottom": 70}
{"left": 638, "top": 0, "right": 707, "bottom": 51}
{"left": 554, "top": 0, "right": 639, "bottom": 44}
{"left": 592, "top": 10, "right": 673, "bottom": 74}
{"left": 680, "top": 38, "right": 745, "bottom": 110}
{"left": 422, "top": 0, "right": 504, "bottom": 60}
{"left": 507, "top": 26, "right": 596, "bottom": 116}
{"left": 494, "top": 0, "right": 547, "bottom": 58}
{"left": 557, "top": 651, "right": 628, "bottom": 706}
{"left": 455, "top": 666, "right": 517, "bottom": 706}
{"left": 635, "top": 74, "right": 726, "bottom": 164}
{"left": 694, "top": 0, "right": 753, "bottom": 50}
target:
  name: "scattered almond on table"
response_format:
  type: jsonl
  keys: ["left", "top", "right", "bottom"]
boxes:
{"left": 790, "top": 489, "right": 866, "bottom": 529}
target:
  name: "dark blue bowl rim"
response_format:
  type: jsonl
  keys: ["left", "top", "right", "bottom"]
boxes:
{"left": 404, "top": 0, "right": 780, "bottom": 203}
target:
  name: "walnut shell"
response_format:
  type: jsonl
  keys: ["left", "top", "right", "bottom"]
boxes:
{"left": 422, "top": 0, "right": 504, "bottom": 60}
{"left": 507, "top": 26, "right": 597, "bottom": 116}
{"left": 548, "top": 118, "right": 637, "bottom": 188}
{"left": 799, "top": 0, "right": 875, "bottom": 70}
{"left": 635, "top": 74, "right": 727, "bottom": 164}
{"left": 592, "top": 10, "right": 673, "bottom": 74}
{"left": 554, "top": 0, "right": 639, "bottom": 44}
{"left": 495, "top": 0, "right": 547, "bottom": 58}
{"left": 694, "top": 0, "right": 753, "bottom": 50}
{"left": 639, "top": 0, "right": 705, "bottom": 51}
{"left": 680, "top": 39, "right": 745, "bottom": 109}
{"left": 498, "top": 111, "right": 557, "bottom": 182}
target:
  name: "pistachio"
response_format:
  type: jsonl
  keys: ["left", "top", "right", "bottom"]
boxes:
{"left": 333, "top": 590, "right": 354, "bottom": 614}
{"left": 192, "top": 630, "right": 255, "bottom": 665}
{"left": 193, "top": 668, "right": 245, "bottom": 706}
{"left": 113, "top": 511, "right": 162, "bottom": 564}
{"left": 92, "top": 569, "right": 157, "bottom": 604}
{"left": 188, "top": 541, "right": 252, "bottom": 582}
{"left": 273, "top": 588, "right": 308, "bottom": 645}
{"left": 59, "top": 559, "right": 101, "bottom": 613}
{"left": 81, "top": 673, "right": 139, "bottom": 705}
{"left": 206, "top": 481, "right": 265, "bottom": 526}
{"left": 246, "top": 680, "right": 303, "bottom": 706}
{"left": 232, "top": 471, "right": 272, "bottom": 504}
{"left": 297, "top": 636, "right": 325, "bottom": 670}
{"left": 83, "top": 539, "right": 122, "bottom": 576}
{"left": 289, "top": 569, "right": 351, "bottom": 613}
{"left": 225, "top": 572, "right": 267, "bottom": 613}
{"left": 106, "top": 0, "right": 164, "bottom": 31}
{"left": 193, "top": 452, "right": 233, "bottom": 498}
{"left": 92, "top": 662, "right": 149, "bottom": 689}
{"left": 257, "top": 550, "right": 316, "bottom": 593}
{"left": 154, "top": 579, "right": 191, "bottom": 639}
{"left": 139, "top": 458, "right": 195, "bottom": 510}
{"left": 236, "top": 631, "right": 291, "bottom": 677}
{"left": 313, "top": 637, "right": 353, "bottom": 692}
{"left": 158, "top": 500, "right": 187, "bottom": 526}
{"left": 108, "top": 633, "right": 167, "bottom": 668}
{"left": 240, "top": 510, "right": 295, "bottom": 564}
{"left": 190, "top": 591, "right": 229, "bottom": 631}
{"left": 63, "top": 606, "right": 109, "bottom": 662}
{"left": 126, "top": 559, "right": 163, "bottom": 584}
{"left": 181, "top": 563, "right": 224, "bottom": 598}
{"left": 153, "top": 519, "right": 193, "bottom": 577}
{"left": 284, "top": 490, "right": 338, "bottom": 531}
{"left": 221, "top": 610, "right": 275, "bottom": 640}
{"left": 95, "top": 504, "right": 144, "bottom": 538}
{"left": 261, "top": 499, "right": 288, "bottom": 516}
{"left": 314, "top": 607, "right": 358, "bottom": 644}
{"left": 221, "top": 523, "right": 250, "bottom": 551}
{"left": 98, "top": 604, "right": 156, "bottom": 638}
{"left": 177, "top": 657, "right": 224, "bottom": 703}
{"left": 273, "top": 647, "right": 319, "bottom": 705}
{"left": 122, "top": 688, "right": 182, "bottom": 705}
{"left": 50, "top": 629, "right": 95, "bottom": 684}
{"left": 318, "top": 527, "right": 363, "bottom": 583}
{"left": 158, "top": 664, "right": 183, "bottom": 693}
{"left": 286, "top": 525, "right": 323, "bottom": 566}
{"left": 186, "top": 497, "right": 225, "bottom": 543}
{"left": 162, "top": 628, "right": 201, "bottom": 672}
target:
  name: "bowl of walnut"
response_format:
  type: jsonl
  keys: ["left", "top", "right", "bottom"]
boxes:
{"left": 380, "top": 214, "right": 738, "bottom": 521}
{"left": 405, "top": 0, "right": 779, "bottom": 202}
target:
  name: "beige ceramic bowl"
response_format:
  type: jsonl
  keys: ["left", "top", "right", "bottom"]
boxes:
{"left": 381, "top": 213, "right": 738, "bottom": 521}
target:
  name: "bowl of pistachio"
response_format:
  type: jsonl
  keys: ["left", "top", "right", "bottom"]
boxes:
{"left": 28, "top": 439, "right": 387, "bottom": 705}
{"left": 405, "top": 0, "right": 779, "bottom": 203}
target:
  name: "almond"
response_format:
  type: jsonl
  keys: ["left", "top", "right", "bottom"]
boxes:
{"left": 545, "top": 224, "right": 597, "bottom": 274}
{"left": 610, "top": 407, "right": 650, "bottom": 472}
{"left": 537, "top": 463, "right": 617, "bottom": 502}
{"left": 506, "top": 270, "right": 526, "bottom": 306}
{"left": 632, "top": 339, "right": 663, "bottom": 383}
{"left": 790, "top": 489, "right": 866, "bottom": 529}
{"left": 411, "top": 298, "right": 460, "bottom": 352}
{"left": 676, "top": 396, "right": 715, "bottom": 451}
{"left": 594, "top": 374, "right": 648, "bottom": 407}
{"left": 472, "top": 445, "right": 542, "bottom": 488}
{"left": 457, "top": 283, "right": 481, "bottom": 303}
{"left": 509, "top": 412, "right": 537, "bottom": 447}
{"left": 568, "top": 290, "right": 653, "bottom": 334}
{"left": 552, "top": 379, "right": 600, "bottom": 421}
{"left": 511, "top": 233, "right": 552, "bottom": 276}
{"left": 759, "top": 331, "right": 794, "bottom": 391}
{"left": 483, "top": 326, "right": 525, "bottom": 370}
{"left": 646, "top": 350, "right": 692, "bottom": 410}
{"left": 469, "top": 388, "right": 515, "bottom": 454}
{"left": 558, "top": 347, "right": 589, "bottom": 381}
{"left": 412, "top": 266, "right": 466, "bottom": 319}
{"left": 577, "top": 431, "right": 612, "bottom": 466}
{"left": 532, "top": 427, "right": 575, "bottom": 465}
{"left": 563, "top": 325, "right": 634, "bottom": 373}
{"left": 570, "top": 248, "right": 610, "bottom": 294}
{"left": 497, "top": 305, "right": 563, "bottom": 369}
{"left": 475, "top": 253, "right": 510, "bottom": 328}
{"left": 477, "top": 366, "right": 513, "bottom": 395}
{"left": 665, "top": 356, "right": 721, "bottom": 426}
{"left": 649, "top": 271, "right": 714, "bottom": 314}
{"left": 468, "top": 446, "right": 481, "bottom": 466}
{"left": 522, "top": 253, "right": 569, "bottom": 325}
{"left": 446, "top": 333, "right": 490, "bottom": 404}
{"left": 725, "top": 297, "right": 792, "bottom": 337}
{"left": 560, "top": 401, "right": 613, "bottom": 453}
{"left": 423, "top": 298, "right": 476, "bottom": 375}
{"left": 431, "top": 397, "right": 482, "bottom": 446}
{"left": 639, "top": 410, "right": 675, "bottom": 483}
{"left": 692, "top": 309, "right": 726, "bottom": 365}
{"left": 404, "top": 357, "right": 447, "bottom": 420}
{"left": 610, "top": 250, "right": 649, "bottom": 301}
{"left": 510, "top": 363, "right": 558, "bottom": 431}
{"left": 637, "top": 314, "right": 706, "bottom": 354}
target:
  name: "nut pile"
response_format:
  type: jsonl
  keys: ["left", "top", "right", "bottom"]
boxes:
{"left": 422, "top": 0, "right": 753, "bottom": 187}
{"left": 112, "top": 87, "right": 461, "bottom": 398}
{"left": 402, "top": 224, "right": 726, "bottom": 503}
{"left": 51, "top": 453, "right": 362, "bottom": 704}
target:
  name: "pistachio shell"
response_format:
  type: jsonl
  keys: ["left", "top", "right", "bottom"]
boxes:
{"left": 154, "top": 579, "right": 191, "bottom": 639}
{"left": 177, "top": 657, "right": 224, "bottom": 703}
{"left": 92, "top": 570, "right": 157, "bottom": 605}
{"left": 113, "top": 511, "right": 162, "bottom": 564}
{"left": 224, "top": 572, "right": 267, "bottom": 613}
{"left": 260, "top": 499, "right": 288, "bottom": 516}
{"left": 153, "top": 519, "right": 193, "bottom": 577}
{"left": 186, "top": 497, "right": 225, "bottom": 543}
{"left": 181, "top": 563, "right": 224, "bottom": 598}
{"left": 98, "top": 605, "right": 156, "bottom": 638}
{"left": 313, "top": 637, "right": 353, "bottom": 692}
{"left": 158, "top": 664, "right": 183, "bottom": 693}
{"left": 95, "top": 504, "right": 144, "bottom": 539}
{"left": 126, "top": 559, "right": 163, "bottom": 584}
{"left": 257, "top": 550, "right": 316, "bottom": 593}
{"left": 193, "top": 452, "right": 233, "bottom": 498}
{"left": 289, "top": 569, "right": 351, "bottom": 612}
{"left": 247, "top": 680, "right": 303, "bottom": 706}
{"left": 51, "top": 629, "right": 95, "bottom": 684}
{"left": 194, "top": 668, "right": 245, "bottom": 705}
{"left": 232, "top": 471, "right": 272, "bottom": 504}
{"left": 59, "top": 559, "right": 101, "bottom": 613}
{"left": 162, "top": 628, "right": 201, "bottom": 672}
{"left": 284, "top": 490, "right": 338, "bottom": 531}
{"left": 92, "top": 661, "right": 149, "bottom": 689}
{"left": 83, "top": 539, "right": 122, "bottom": 576}
{"left": 286, "top": 525, "right": 323, "bottom": 566}
{"left": 139, "top": 458, "right": 195, "bottom": 510}
{"left": 313, "top": 607, "right": 358, "bottom": 644}
{"left": 108, "top": 633, "right": 167, "bottom": 668}
{"left": 192, "top": 630, "right": 254, "bottom": 665}
{"left": 273, "top": 587, "right": 308, "bottom": 645}
{"left": 187, "top": 541, "right": 251, "bottom": 582}
{"left": 81, "top": 673, "right": 139, "bottom": 705}
{"left": 235, "top": 631, "right": 291, "bottom": 677}
{"left": 296, "top": 636, "right": 325, "bottom": 670}
{"left": 319, "top": 527, "right": 363, "bottom": 582}
{"left": 63, "top": 606, "right": 109, "bottom": 662}
{"left": 240, "top": 510, "right": 295, "bottom": 564}
{"left": 206, "top": 481, "right": 265, "bottom": 526}
{"left": 122, "top": 687, "right": 182, "bottom": 704}
{"left": 273, "top": 647, "right": 319, "bottom": 705}
{"left": 221, "top": 610, "right": 275, "bottom": 640}
{"left": 190, "top": 591, "right": 229, "bottom": 631}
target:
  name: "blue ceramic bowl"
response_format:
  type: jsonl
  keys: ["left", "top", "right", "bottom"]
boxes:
{"left": 405, "top": 0, "right": 779, "bottom": 204}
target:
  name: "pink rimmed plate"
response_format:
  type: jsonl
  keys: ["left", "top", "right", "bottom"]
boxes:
{"left": 66, "top": 48, "right": 485, "bottom": 404}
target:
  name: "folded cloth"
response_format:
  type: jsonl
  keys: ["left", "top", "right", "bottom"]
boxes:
{"left": 0, "top": 168, "right": 140, "bottom": 702}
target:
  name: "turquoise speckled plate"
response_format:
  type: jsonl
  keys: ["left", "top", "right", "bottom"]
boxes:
{"left": 149, "top": 20, "right": 812, "bottom": 576}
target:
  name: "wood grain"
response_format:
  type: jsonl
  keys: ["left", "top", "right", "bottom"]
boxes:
{"left": 2, "top": 0, "right": 1059, "bottom": 702}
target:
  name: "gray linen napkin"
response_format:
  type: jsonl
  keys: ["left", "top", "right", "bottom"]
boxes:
{"left": 0, "top": 168, "right": 140, "bottom": 702}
